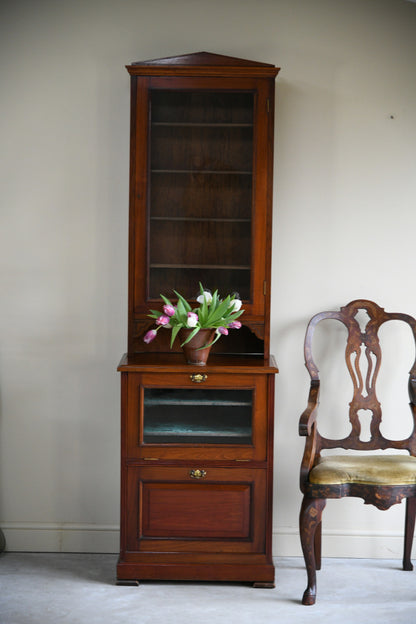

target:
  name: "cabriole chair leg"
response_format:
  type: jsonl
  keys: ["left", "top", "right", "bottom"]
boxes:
{"left": 299, "top": 496, "right": 326, "bottom": 605}
{"left": 403, "top": 496, "right": 416, "bottom": 571}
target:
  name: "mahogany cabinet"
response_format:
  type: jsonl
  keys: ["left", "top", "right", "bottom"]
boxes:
{"left": 117, "top": 52, "right": 279, "bottom": 586}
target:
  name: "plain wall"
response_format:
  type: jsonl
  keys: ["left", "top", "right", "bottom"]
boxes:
{"left": 1, "top": 0, "right": 415, "bottom": 557}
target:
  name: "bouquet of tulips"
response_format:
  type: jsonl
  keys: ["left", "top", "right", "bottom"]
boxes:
{"left": 144, "top": 283, "right": 244, "bottom": 349}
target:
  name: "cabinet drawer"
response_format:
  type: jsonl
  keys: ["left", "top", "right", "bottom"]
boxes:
{"left": 124, "top": 466, "right": 267, "bottom": 554}
{"left": 124, "top": 372, "right": 270, "bottom": 461}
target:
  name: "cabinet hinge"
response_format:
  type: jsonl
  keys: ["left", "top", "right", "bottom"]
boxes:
{"left": 263, "top": 280, "right": 267, "bottom": 296}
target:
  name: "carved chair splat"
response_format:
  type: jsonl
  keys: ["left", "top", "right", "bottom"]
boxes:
{"left": 299, "top": 300, "right": 416, "bottom": 605}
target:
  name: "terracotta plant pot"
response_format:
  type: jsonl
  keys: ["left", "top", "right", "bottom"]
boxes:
{"left": 179, "top": 328, "right": 217, "bottom": 366}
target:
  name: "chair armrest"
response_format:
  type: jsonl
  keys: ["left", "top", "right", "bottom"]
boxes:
{"left": 299, "top": 380, "right": 320, "bottom": 436}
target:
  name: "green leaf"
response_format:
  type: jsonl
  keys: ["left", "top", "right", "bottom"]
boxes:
{"left": 225, "top": 309, "right": 244, "bottom": 323}
{"left": 160, "top": 294, "right": 173, "bottom": 307}
{"left": 205, "top": 296, "right": 232, "bottom": 325}
{"left": 173, "top": 290, "right": 191, "bottom": 313}
{"left": 198, "top": 331, "right": 222, "bottom": 349}
{"left": 197, "top": 290, "right": 209, "bottom": 326}
{"left": 175, "top": 298, "right": 188, "bottom": 324}
{"left": 180, "top": 327, "right": 200, "bottom": 346}
{"left": 170, "top": 324, "right": 181, "bottom": 348}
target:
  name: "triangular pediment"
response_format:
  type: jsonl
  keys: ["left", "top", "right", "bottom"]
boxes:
{"left": 127, "top": 51, "right": 279, "bottom": 77}
{"left": 132, "top": 51, "right": 275, "bottom": 68}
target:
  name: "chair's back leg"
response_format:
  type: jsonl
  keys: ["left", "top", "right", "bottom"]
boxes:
{"left": 403, "top": 497, "right": 416, "bottom": 571}
{"left": 300, "top": 496, "right": 326, "bottom": 605}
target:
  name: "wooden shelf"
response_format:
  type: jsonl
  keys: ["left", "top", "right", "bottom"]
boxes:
{"left": 150, "top": 216, "right": 251, "bottom": 223}
{"left": 152, "top": 122, "right": 253, "bottom": 128}
{"left": 150, "top": 263, "right": 250, "bottom": 270}
{"left": 144, "top": 398, "right": 251, "bottom": 407}
{"left": 151, "top": 169, "right": 252, "bottom": 175}
{"left": 118, "top": 352, "right": 279, "bottom": 373}
{"left": 144, "top": 428, "right": 251, "bottom": 438}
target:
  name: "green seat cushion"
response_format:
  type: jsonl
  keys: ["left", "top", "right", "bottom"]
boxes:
{"left": 309, "top": 455, "right": 416, "bottom": 486}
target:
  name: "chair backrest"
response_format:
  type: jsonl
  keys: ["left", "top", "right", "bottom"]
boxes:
{"left": 304, "top": 300, "right": 416, "bottom": 455}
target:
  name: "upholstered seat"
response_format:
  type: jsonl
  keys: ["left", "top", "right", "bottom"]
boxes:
{"left": 309, "top": 455, "right": 416, "bottom": 486}
{"left": 299, "top": 300, "right": 416, "bottom": 605}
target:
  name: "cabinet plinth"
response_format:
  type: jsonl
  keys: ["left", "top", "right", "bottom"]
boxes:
{"left": 118, "top": 52, "right": 279, "bottom": 585}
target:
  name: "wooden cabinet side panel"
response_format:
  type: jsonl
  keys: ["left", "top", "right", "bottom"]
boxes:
{"left": 128, "top": 76, "right": 150, "bottom": 352}
{"left": 119, "top": 372, "right": 129, "bottom": 557}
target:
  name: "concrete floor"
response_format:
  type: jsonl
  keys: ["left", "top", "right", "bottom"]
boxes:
{"left": 0, "top": 553, "right": 415, "bottom": 624}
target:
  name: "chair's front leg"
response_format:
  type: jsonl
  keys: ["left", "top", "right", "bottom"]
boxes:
{"left": 300, "top": 496, "right": 326, "bottom": 605}
{"left": 314, "top": 520, "right": 322, "bottom": 570}
{"left": 403, "top": 496, "right": 416, "bottom": 571}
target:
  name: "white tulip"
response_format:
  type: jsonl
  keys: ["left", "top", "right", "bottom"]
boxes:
{"left": 230, "top": 298, "right": 242, "bottom": 311}
{"left": 187, "top": 312, "right": 199, "bottom": 327}
{"left": 197, "top": 291, "right": 212, "bottom": 305}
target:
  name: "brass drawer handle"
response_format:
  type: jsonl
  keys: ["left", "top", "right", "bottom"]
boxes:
{"left": 190, "top": 373, "right": 207, "bottom": 383}
{"left": 189, "top": 469, "right": 207, "bottom": 479}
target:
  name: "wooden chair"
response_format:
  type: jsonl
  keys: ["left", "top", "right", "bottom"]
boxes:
{"left": 299, "top": 299, "right": 416, "bottom": 605}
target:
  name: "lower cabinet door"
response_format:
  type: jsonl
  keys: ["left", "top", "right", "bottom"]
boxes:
{"left": 124, "top": 465, "right": 268, "bottom": 554}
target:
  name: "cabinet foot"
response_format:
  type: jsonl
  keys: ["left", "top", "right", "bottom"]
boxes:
{"left": 252, "top": 582, "right": 275, "bottom": 589}
{"left": 116, "top": 579, "right": 140, "bottom": 586}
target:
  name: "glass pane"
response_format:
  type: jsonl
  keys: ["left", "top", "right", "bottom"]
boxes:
{"left": 148, "top": 90, "right": 254, "bottom": 301}
{"left": 151, "top": 126, "right": 253, "bottom": 172}
{"left": 143, "top": 388, "right": 253, "bottom": 444}
{"left": 151, "top": 91, "right": 254, "bottom": 124}
{"left": 149, "top": 221, "right": 251, "bottom": 267}
{"left": 150, "top": 173, "right": 251, "bottom": 220}
{"left": 149, "top": 267, "right": 250, "bottom": 302}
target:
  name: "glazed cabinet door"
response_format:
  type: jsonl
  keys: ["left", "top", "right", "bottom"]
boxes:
{"left": 123, "top": 372, "right": 270, "bottom": 461}
{"left": 128, "top": 75, "right": 275, "bottom": 353}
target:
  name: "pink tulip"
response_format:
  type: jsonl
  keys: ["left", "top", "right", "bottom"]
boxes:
{"left": 143, "top": 329, "right": 157, "bottom": 343}
{"left": 228, "top": 321, "right": 242, "bottom": 329}
{"left": 156, "top": 315, "right": 170, "bottom": 326}
{"left": 163, "top": 304, "right": 176, "bottom": 317}
{"left": 217, "top": 326, "right": 228, "bottom": 335}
